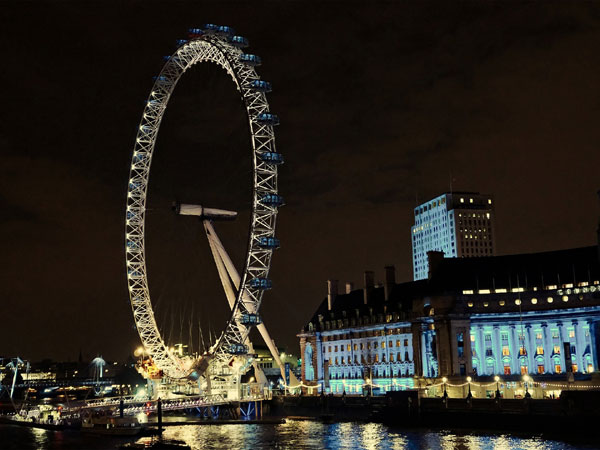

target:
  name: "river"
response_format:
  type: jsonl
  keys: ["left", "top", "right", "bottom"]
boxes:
{"left": 1, "top": 420, "right": 597, "bottom": 450}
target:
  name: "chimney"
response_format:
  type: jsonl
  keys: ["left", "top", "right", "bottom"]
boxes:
{"left": 345, "top": 282, "right": 354, "bottom": 294}
{"left": 384, "top": 265, "right": 395, "bottom": 301}
{"left": 427, "top": 251, "right": 445, "bottom": 280}
{"left": 327, "top": 279, "right": 338, "bottom": 311}
{"left": 363, "top": 271, "right": 374, "bottom": 305}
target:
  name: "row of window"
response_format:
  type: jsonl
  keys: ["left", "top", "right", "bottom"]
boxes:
{"left": 473, "top": 356, "right": 594, "bottom": 376}
{"left": 326, "top": 339, "right": 411, "bottom": 353}
{"left": 322, "top": 328, "right": 410, "bottom": 342}
{"left": 328, "top": 353, "right": 413, "bottom": 365}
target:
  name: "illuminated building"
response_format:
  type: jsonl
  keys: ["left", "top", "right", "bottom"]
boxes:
{"left": 412, "top": 192, "right": 495, "bottom": 281}
{"left": 299, "top": 246, "right": 600, "bottom": 394}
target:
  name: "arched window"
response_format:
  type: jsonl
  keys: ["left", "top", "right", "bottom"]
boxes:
{"left": 520, "top": 357, "right": 528, "bottom": 375}
{"left": 486, "top": 358, "right": 495, "bottom": 375}
{"left": 304, "top": 343, "right": 315, "bottom": 381}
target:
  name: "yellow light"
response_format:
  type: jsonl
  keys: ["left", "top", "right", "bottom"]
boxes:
{"left": 442, "top": 377, "right": 448, "bottom": 383}
{"left": 494, "top": 376, "right": 500, "bottom": 382}
{"left": 466, "top": 376, "right": 472, "bottom": 383}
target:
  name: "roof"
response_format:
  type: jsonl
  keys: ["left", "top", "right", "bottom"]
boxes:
{"left": 302, "top": 245, "right": 600, "bottom": 332}
{"left": 429, "top": 245, "right": 600, "bottom": 293}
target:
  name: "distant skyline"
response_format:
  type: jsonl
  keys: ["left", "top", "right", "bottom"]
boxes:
{"left": 2, "top": 2, "right": 600, "bottom": 362}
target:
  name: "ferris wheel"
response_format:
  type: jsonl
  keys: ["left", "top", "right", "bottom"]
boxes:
{"left": 125, "top": 24, "right": 287, "bottom": 382}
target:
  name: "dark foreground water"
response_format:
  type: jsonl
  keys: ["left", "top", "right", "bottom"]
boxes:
{"left": 1, "top": 420, "right": 598, "bottom": 450}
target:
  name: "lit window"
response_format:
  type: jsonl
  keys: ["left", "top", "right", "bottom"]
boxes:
{"left": 460, "top": 198, "right": 464, "bottom": 203}
{"left": 347, "top": 344, "right": 351, "bottom": 351}
{"left": 502, "top": 347, "right": 510, "bottom": 356}
{"left": 572, "top": 363, "right": 578, "bottom": 372}
{"left": 554, "top": 345, "right": 561, "bottom": 354}
{"left": 537, "top": 346, "right": 544, "bottom": 355}
{"left": 547, "top": 297, "right": 554, "bottom": 303}
{"left": 555, "top": 363, "right": 562, "bottom": 373}
{"left": 531, "top": 298, "right": 538, "bottom": 304}
{"left": 569, "top": 330, "right": 575, "bottom": 338}
{"left": 562, "top": 295, "right": 569, "bottom": 302}
{"left": 515, "top": 299, "right": 521, "bottom": 305}
{"left": 488, "top": 199, "right": 492, "bottom": 204}
{"left": 536, "top": 332, "right": 543, "bottom": 340}
{"left": 537, "top": 364, "right": 545, "bottom": 374}
{"left": 499, "top": 300, "right": 505, "bottom": 306}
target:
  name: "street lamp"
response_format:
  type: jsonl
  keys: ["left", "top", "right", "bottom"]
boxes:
{"left": 442, "top": 377, "right": 448, "bottom": 399}
{"left": 466, "top": 376, "right": 472, "bottom": 399}
{"left": 522, "top": 375, "right": 531, "bottom": 398}
{"left": 494, "top": 375, "right": 501, "bottom": 398}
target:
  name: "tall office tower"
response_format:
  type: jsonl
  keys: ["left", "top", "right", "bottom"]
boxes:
{"left": 411, "top": 192, "right": 496, "bottom": 281}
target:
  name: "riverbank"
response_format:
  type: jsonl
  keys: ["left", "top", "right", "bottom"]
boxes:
{"left": 268, "top": 390, "right": 600, "bottom": 434}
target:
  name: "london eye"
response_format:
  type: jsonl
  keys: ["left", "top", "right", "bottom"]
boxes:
{"left": 125, "top": 24, "right": 289, "bottom": 391}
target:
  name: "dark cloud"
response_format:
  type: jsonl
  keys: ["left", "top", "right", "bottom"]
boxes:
{"left": 1, "top": 2, "right": 600, "bottom": 361}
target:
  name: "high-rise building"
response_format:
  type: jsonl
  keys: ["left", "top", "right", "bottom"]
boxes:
{"left": 411, "top": 192, "right": 496, "bottom": 280}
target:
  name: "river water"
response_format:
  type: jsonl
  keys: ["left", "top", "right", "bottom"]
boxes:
{"left": 1, "top": 420, "right": 597, "bottom": 450}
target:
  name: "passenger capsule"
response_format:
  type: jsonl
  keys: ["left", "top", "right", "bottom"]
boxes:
{"left": 249, "top": 80, "right": 272, "bottom": 93}
{"left": 126, "top": 241, "right": 139, "bottom": 250}
{"left": 175, "top": 39, "right": 188, "bottom": 47}
{"left": 229, "top": 35, "right": 249, "bottom": 48}
{"left": 152, "top": 75, "right": 168, "bottom": 82}
{"left": 259, "top": 152, "right": 284, "bottom": 165}
{"left": 249, "top": 278, "right": 272, "bottom": 290}
{"left": 216, "top": 25, "right": 236, "bottom": 36}
{"left": 256, "top": 113, "right": 279, "bottom": 126}
{"left": 260, "top": 194, "right": 284, "bottom": 207}
{"left": 128, "top": 268, "right": 143, "bottom": 278}
{"left": 239, "top": 54, "right": 262, "bottom": 66}
{"left": 188, "top": 28, "right": 205, "bottom": 37}
{"left": 240, "top": 313, "right": 262, "bottom": 326}
{"left": 228, "top": 343, "right": 248, "bottom": 355}
{"left": 201, "top": 23, "right": 219, "bottom": 33}
{"left": 258, "top": 237, "right": 280, "bottom": 249}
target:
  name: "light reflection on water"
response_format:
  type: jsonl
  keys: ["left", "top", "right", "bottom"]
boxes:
{"left": 158, "top": 420, "right": 593, "bottom": 450}
{"left": 1, "top": 421, "right": 597, "bottom": 450}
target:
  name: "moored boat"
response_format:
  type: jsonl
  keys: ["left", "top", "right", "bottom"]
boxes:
{"left": 81, "top": 414, "right": 141, "bottom": 436}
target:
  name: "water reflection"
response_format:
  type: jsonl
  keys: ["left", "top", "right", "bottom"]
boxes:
{"left": 1, "top": 421, "right": 596, "bottom": 450}
{"left": 156, "top": 421, "right": 592, "bottom": 450}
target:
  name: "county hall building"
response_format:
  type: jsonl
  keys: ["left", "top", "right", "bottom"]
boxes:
{"left": 298, "top": 242, "right": 600, "bottom": 396}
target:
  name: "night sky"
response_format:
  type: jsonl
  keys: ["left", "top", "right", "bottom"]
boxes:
{"left": 2, "top": 2, "right": 600, "bottom": 362}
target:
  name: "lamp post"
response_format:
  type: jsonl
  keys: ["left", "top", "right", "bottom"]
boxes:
{"left": 442, "top": 376, "right": 448, "bottom": 399}
{"left": 494, "top": 375, "right": 501, "bottom": 398}
{"left": 466, "top": 376, "right": 472, "bottom": 399}
{"left": 523, "top": 375, "right": 531, "bottom": 398}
